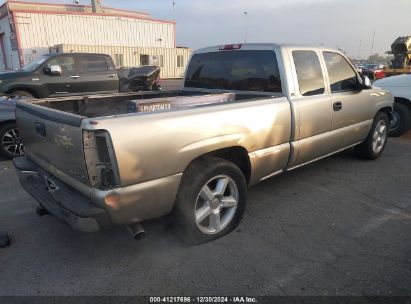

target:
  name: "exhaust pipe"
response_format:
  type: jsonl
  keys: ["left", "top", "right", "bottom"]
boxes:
{"left": 36, "top": 207, "right": 49, "bottom": 217}
{"left": 127, "top": 223, "right": 146, "bottom": 240}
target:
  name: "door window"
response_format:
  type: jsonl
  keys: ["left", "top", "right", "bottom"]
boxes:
{"left": 80, "top": 56, "right": 109, "bottom": 73}
{"left": 114, "top": 54, "right": 124, "bottom": 67}
{"left": 159, "top": 55, "right": 164, "bottom": 67}
{"left": 140, "top": 54, "right": 149, "bottom": 66}
{"left": 46, "top": 56, "right": 75, "bottom": 74}
{"left": 292, "top": 50, "right": 325, "bottom": 96}
{"left": 177, "top": 55, "right": 184, "bottom": 68}
{"left": 323, "top": 52, "right": 358, "bottom": 92}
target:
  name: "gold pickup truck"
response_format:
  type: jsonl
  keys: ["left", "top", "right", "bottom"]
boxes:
{"left": 13, "top": 44, "right": 393, "bottom": 243}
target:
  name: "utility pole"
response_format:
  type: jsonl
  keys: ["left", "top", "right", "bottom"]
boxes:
{"left": 243, "top": 11, "right": 248, "bottom": 43}
{"left": 357, "top": 39, "right": 362, "bottom": 60}
{"left": 370, "top": 30, "right": 376, "bottom": 61}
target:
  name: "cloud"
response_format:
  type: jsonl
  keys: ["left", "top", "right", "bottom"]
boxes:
{"left": 19, "top": 0, "right": 411, "bottom": 59}
{"left": 181, "top": 0, "right": 338, "bottom": 12}
{"left": 172, "top": 0, "right": 410, "bottom": 58}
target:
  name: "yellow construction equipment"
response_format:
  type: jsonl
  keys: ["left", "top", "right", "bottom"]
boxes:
{"left": 383, "top": 36, "right": 411, "bottom": 77}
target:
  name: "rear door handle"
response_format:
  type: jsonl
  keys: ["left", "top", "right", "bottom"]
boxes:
{"left": 333, "top": 101, "right": 342, "bottom": 111}
{"left": 70, "top": 75, "right": 80, "bottom": 79}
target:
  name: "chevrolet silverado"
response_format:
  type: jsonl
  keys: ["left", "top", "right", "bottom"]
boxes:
{"left": 13, "top": 44, "right": 393, "bottom": 243}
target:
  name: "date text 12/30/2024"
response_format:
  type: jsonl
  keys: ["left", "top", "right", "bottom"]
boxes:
{"left": 149, "top": 297, "right": 258, "bottom": 303}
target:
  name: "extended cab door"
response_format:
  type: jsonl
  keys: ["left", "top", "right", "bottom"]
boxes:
{"left": 40, "top": 55, "right": 78, "bottom": 97}
{"left": 322, "top": 52, "right": 373, "bottom": 148}
{"left": 290, "top": 49, "right": 334, "bottom": 166}
{"left": 77, "top": 55, "right": 118, "bottom": 94}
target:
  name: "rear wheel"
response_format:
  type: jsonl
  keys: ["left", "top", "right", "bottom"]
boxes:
{"left": 173, "top": 157, "right": 247, "bottom": 244}
{"left": 0, "top": 123, "right": 24, "bottom": 158}
{"left": 389, "top": 102, "right": 411, "bottom": 137}
{"left": 355, "top": 112, "right": 389, "bottom": 160}
{"left": 151, "top": 83, "right": 162, "bottom": 91}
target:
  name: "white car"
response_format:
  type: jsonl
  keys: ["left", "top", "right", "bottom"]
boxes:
{"left": 374, "top": 74, "right": 411, "bottom": 136}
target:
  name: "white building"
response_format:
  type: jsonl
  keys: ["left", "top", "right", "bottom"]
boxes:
{"left": 0, "top": 1, "right": 192, "bottom": 78}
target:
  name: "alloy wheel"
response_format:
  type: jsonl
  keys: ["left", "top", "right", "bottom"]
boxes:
{"left": 2, "top": 127, "right": 24, "bottom": 157}
{"left": 372, "top": 120, "right": 387, "bottom": 154}
{"left": 390, "top": 111, "right": 400, "bottom": 132}
{"left": 194, "top": 175, "right": 239, "bottom": 235}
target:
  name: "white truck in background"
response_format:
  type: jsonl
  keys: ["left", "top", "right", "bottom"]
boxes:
{"left": 374, "top": 74, "right": 411, "bottom": 136}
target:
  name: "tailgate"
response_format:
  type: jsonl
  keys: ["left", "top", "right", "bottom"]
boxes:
{"left": 16, "top": 101, "right": 90, "bottom": 186}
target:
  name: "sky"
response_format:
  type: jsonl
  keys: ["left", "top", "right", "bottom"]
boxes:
{"left": 20, "top": 0, "right": 411, "bottom": 59}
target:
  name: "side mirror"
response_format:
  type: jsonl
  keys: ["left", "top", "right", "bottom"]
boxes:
{"left": 361, "top": 75, "right": 372, "bottom": 89}
{"left": 44, "top": 65, "right": 62, "bottom": 76}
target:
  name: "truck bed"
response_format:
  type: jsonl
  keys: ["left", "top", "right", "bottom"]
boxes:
{"left": 27, "top": 90, "right": 272, "bottom": 119}
{"left": 16, "top": 89, "right": 290, "bottom": 191}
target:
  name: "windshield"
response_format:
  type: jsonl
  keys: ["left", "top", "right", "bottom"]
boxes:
{"left": 185, "top": 50, "right": 282, "bottom": 92}
{"left": 20, "top": 55, "right": 49, "bottom": 72}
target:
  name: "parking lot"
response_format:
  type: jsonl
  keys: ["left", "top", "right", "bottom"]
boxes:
{"left": 0, "top": 121, "right": 410, "bottom": 296}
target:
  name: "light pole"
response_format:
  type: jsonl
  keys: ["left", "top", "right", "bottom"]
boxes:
{"left": 243, "top": 11, "right": 248, "bottom": 43}
{"left": 370, "top": 30, "right": 376, "bottom": 61}
{"left": 358, "top": 39, "right": 362, "bottom": 60}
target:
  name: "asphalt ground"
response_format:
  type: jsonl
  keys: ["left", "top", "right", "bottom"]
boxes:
{"left": 0, "top": 89, "right": 410, "bottom": 295}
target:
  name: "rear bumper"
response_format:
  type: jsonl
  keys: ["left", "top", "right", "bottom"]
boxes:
{"left": 13, "top": 156, "right": 111, "bottom": 232}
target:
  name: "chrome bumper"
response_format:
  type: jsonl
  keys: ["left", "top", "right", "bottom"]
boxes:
{"left": 13, "top": 156, "right": 111, "bottom": 232}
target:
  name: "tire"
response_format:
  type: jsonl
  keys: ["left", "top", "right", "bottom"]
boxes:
{"left": 0, "top": 122, "right": 24, "bottom": 158}
{"left": 152, "top": 83, "right": 162, "bottom": 91}
{"left": 9, "top": 90, "right": 34, "bottom": 98}
{"left": 355, "top": 112, "right": 389, "bottom": 160}
{"left": 173, "top": 157, "right": 247, "bottom": 244}
{"left": 389, "top": 102, "right": 411, "bottom": 137}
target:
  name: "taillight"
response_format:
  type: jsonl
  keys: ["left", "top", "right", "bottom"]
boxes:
{"left": 83, "top": 130, "right": 120, "bottom": 189}
{"left": 219, "top": 44, "right": 242, "bottom": 51}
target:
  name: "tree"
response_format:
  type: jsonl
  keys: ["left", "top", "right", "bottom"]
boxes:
{"left": 365, "top": 53, "right": 394, "bottom": 64}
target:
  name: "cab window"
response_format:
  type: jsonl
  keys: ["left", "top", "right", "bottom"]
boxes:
{"left": 46, "top": 56, "right": 75, "bottom": 74}
{"left": 323, "top": 52, "right": 358, "bottom": 92}
{"left": 185, "top": 50, "right": 282, "bottom": 92}
{"left": 80, "top": 56, "right": 109, "bottom": 73}
{"left": 292, "top": 50, "right": 325, "bottom": 96}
